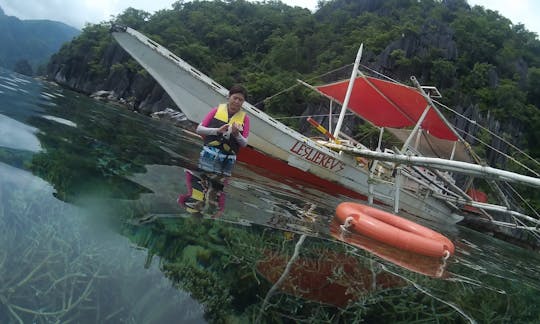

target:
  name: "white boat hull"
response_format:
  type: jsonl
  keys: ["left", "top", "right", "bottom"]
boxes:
{"left": 112, "top": 26, "right": 463, "bottom": 224}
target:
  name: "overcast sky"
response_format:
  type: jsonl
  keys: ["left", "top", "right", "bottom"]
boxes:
{"left": 0, "top": 0, "right": 538, "bottom": 37}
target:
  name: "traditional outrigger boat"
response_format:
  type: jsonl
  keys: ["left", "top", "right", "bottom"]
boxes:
{"left": 111, "top": 25, "right": 540, "bottom": 234}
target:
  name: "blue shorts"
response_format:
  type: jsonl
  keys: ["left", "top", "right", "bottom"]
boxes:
{"left": 198, "top": 146, "right": 236, "bottom": 176}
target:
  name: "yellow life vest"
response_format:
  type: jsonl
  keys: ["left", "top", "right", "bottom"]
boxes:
{"left": 214, "top": 103, "right": 246, "bottom": 126}
{"left": 205, "top": 103, "right": 246, "bottom": 153}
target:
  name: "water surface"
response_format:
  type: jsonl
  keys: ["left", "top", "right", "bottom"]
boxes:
{"left": 1, "top": 68, "right": 539, "bottom": 323}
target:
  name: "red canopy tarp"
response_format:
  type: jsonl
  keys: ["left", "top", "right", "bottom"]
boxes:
{"left": 316, "top": 76, "right": 458, "bottom": 141}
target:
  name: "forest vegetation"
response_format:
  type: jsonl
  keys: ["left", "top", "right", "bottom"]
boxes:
{"left": 46, "top": 0, "right": 540, "bottom": 210}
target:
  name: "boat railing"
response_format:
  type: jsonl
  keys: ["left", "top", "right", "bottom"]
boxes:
{"left": 400, "top": 166, "right": 446, "bottom": 194}
{"left": 336, "top": 132, "right": 375, "bottom": 170}
{"left": 389, "top": 144, "right": 457, "bottom": 193}
{"left": 379, "top": 148, "right": 458, "bottom": 196}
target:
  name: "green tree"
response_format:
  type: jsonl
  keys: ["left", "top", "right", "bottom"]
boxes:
{"left": 527, "top": 67, "right": 540, "bottom": 107}
{"left": 115, "top": 7, "right": 150, "bottom": 29}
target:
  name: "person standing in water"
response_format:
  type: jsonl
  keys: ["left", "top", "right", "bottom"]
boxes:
{"left": 195, "top": 84, "right": 250, "bottom": 176}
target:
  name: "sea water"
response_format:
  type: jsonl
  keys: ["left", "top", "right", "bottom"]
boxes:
{"left": 1, "top": 67, "right": 539, "bottom": 323}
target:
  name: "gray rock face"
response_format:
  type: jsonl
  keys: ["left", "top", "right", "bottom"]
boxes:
{"left": 47, "top": 41, "right": 174, "bottom": 114}
{"left": 45, "top": 27, "right": 539, "bottom": 248}
{"left": 46, "top": 35, "right": 523, "bottom": 166}
{"left": 375, "top": 18, "right": 457, "bottom": 81}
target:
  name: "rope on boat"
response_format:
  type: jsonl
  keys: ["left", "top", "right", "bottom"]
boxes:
{"left": 360, "top": 58, "right": 538, "bottom": 174}
{"left": 506, "top": 183, "right": 540, "bottom": 221}
{"left": 340, "top": 216, "right": 355, "bottom": 232}
{"left": 272, "top": 112, "right": 355, "bottom": 120}
{"left": 253, "top": 63, "right": 354, "bottom": 108}
{"left": 442, "top": 250, "right": 450, "bottom": 261}
{"left": 359, "top": 62, "right": 402, "bottom": 84}
{"left": 438, "top": 254, "right": 448, "bottom": 277}
{"left": 436, "top": 251, "right": 450, "bottom": 278}
{"left": 257, "top": 234, "right": 306, "bottom": 322}
{"left": 252, "top": 83, "right": 301, "bottom": 108}
{"left": 453, "top": 125, "right": 539, "bottom": 177}
{"left": 433, "top": 98, "right": 540, "bottom": 171}
{"left": 259, "top": 60, "right": 539, "bottom": 176}
{"left": 254, "top": 62, "right": 540, "bottom": 229}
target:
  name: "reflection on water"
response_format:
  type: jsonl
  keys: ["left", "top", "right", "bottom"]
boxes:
{"left": 330, "top": 220, "right": 451, "bottom": 278}
{"left": 0, "top": 163, "right": 205, "bottom": 323}
{"left": 256, "top": 247, "right": 408, "bottom": 308}
{"left": 0, "top": 114, "right": 41, "bottom": 152}
{"left": 1, "top": 68, "right": 540, "bottom": 323}
{"left": 177, "top": 169, "right": 227, "bottom": 218}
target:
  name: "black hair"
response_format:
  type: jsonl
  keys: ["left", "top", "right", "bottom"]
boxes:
{"left": 229, "top": 84, "right": 248, "bottom": 99}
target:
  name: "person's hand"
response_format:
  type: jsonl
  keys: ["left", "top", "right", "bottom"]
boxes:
{"left": 231, "top": 123, "right": 240, "bottom": 136}
{"left": 218, "top": 124, "right": 229, "bottom": 134}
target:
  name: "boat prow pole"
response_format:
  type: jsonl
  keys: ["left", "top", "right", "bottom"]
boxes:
{"left": 332, "top": 44, "right": 363, "bottom": 139}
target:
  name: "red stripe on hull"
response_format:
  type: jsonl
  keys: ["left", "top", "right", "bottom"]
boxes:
{"left": 237, "top": 146, "right": 367, "bottom": 200}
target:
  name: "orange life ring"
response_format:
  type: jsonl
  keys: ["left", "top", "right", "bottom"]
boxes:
{"left": 329, "top": 220, "right": 449, "bottom": 277}
{"left": 335, "top": 202, "right": 454, "bottom": 258}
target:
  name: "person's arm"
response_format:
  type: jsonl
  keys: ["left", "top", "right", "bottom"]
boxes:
{"left": 234, "top": 132, "right": 248, "bottom": 147}
{"left": 196, "top": 124, "right": 219, "bottom": 136}
{"left": 196, "top": 108, "right": 220, "bottom": 136}
{"left": 234, "top": 115, "right": 250, "bottom": 147}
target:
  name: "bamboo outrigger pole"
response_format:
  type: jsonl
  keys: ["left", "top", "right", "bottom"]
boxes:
{"left": 321, "top": 142, "right": 540, "bottom": 188}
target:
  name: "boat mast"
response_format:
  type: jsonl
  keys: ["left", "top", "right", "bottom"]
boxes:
{"left": 400, "top": 104, "right": 431, "bottom": 152}
{"left": 333, "top": 44, "right": 363, "bottom": 140}
{"left": 328, "top": 101, "right": 333, "bottom": 134}
{"left": 410, "top": 76, "right": 482, "bottom": 164}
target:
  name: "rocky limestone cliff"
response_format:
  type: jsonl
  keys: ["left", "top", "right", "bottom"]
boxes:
{"left": 44, "top": 20, "right": 538, "bottom": 248}
{"left": 44, "top": 19, "right": 529, "bottom": 170}
{"left": 47, "top": 41, "right": 174, "bottom": 115}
